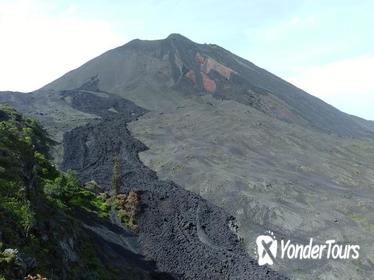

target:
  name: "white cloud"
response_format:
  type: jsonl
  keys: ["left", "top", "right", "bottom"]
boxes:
{"left": 0, "top": 0, "right": 124, "bottom": 92}
{"left": 288, "top": 55, "right": 374, "bottom": 97}
{"left": 287, "top": 55, "right": 374, "bottom": 120}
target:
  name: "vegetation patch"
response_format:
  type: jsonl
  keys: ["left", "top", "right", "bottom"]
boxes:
{"left": 113, "top": 192, "right": 140, "bottom": 233}
{"left": 0, "top": 106, "right": 114, "bottom": 279}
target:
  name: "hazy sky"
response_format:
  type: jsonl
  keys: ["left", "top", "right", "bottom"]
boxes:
{"left": 0, "top": 0, "right": 373, "bottom": 120}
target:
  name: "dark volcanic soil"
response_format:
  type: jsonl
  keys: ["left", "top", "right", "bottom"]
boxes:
{"left": 61, "top": 88, "right": 287, "bottom": 279}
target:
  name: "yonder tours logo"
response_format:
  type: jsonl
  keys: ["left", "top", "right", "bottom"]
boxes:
{"left": 255, "top": 231, "right": 360, "bottom": 266}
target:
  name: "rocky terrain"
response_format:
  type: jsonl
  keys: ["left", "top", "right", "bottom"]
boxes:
{"left": 1, "top": 86, "right": 287, "bottom": 279}
{"left": 1, "top": 34, "right": 374, "bottom": 279}
{"left": 61, "top": 87, "right": 286, "bottom": 279}
{"left": 0, "top": 106, "right": 176, "bottom": 279}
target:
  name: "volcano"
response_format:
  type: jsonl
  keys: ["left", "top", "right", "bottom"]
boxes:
{"left": 1, "top": 34, "right": 374, "bottom": 279}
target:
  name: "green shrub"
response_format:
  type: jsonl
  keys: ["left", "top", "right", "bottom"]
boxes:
{"left": 0, "top": 197, "right": 35, "bottom": 240}
{"left": 44, "top": 171, "right": 80, "bottom": 203}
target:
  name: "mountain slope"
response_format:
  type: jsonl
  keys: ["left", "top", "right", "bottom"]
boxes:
{"left": 0, "top": 90, "right": 288, "bottom": 279}
{"left": 42, "top": 33, "right": 373, "bottom": 138}
{"left": 46, "top": 88, "right": 288, "bottom": 279}
{"left": 0, "top": 106, "right": 165, "bottom": 279}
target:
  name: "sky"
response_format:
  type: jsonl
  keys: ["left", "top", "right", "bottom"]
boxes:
{"left": 0, "top": 0, "right": 373, "bottom": 120}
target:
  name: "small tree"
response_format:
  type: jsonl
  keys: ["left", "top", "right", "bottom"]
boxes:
{"left": 44, "top": 170, "right": 80, "bottom": 203}
{"left": 112, "top": 154, "right": 122, "bottom": 194}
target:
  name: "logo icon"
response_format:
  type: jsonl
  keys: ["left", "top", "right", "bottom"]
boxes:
{"left": 256, "top": 232, "right": 277, "bottom": 266}
{"left": 255, "top": 231, "right": 360, "bottom": 266}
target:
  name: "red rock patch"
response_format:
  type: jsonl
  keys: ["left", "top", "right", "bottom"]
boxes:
{"left": 205, "top": 58, "right": 233, "bottom": 79}
{"left": 195, "top": 52, "right": 234, "bottom": 79}
{"left": 201, "top": 72, "right": 216, "bottom": 93}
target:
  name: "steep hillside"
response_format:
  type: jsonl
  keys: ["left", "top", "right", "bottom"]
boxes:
{"left": 130, "top": 94, "right": 374, "bottom": 279}
{"left": 59, "top": 88, "right": 286, "bottom": 279}
{"left": 42, "top": 34, "right": 374, "bottom": 138}
{"left": 0, "top": 101, "right": 286, "bottom": 279}
{"left": 0, "top": 107, "right": 146, "bottom": 279}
